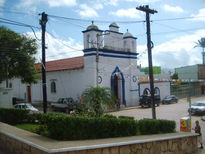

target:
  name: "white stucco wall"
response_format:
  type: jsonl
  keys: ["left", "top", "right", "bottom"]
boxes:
{"left": 139, "top": 81, "right": 171, "bottom": 103}
{"left": 0, "top": 88, "right": 13, "bottom": 108}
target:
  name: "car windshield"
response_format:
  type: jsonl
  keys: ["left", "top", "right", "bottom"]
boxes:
{"left": 192, "top": 102, "right": 205, "bottom": 106}
{"left": 165, "top": 96, "right": 172, "bottom": 99}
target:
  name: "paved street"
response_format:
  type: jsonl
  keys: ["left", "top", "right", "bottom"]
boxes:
{"left": 112, "top": 96, "right": 205, "bottom": 143}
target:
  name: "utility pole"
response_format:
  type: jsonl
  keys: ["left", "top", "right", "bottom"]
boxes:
{"left": 136, "top": 5, "right": 157, "bottom": 119}
{"left": 40, "top": 12, "right": 48, "bottom": 113}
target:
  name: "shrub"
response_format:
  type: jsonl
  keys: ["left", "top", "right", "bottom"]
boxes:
{"left": 81, "top": 86, "right": 115, "bottom": 117}
{"left": 0, "top": 108, "right": 29, "bottom": 125}
{"left": 43, "top": 113, "right": 137, "bottom": 140}
{"left": 138, "top": 119, "right": 176, "bottom": 135}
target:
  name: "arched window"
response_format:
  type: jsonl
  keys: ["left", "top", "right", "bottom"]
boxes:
{"left": 51, "top": 81, "right": 56, "bottom": 93}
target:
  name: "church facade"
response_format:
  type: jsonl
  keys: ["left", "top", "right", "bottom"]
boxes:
{"left": 0, "top": 23, "right": 170, "bottom": 107}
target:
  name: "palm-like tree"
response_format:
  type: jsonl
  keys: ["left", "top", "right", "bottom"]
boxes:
{"left": 195, "top": 38, "right": 205, "bottom": 64}
{"left": 81, "top": 86, "right": 115, "bottom": 117}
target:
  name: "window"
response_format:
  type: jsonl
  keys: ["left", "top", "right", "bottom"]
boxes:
{"left": 9, "top": 82, "right": 12, "bottom": 88}
{"left": 51, "top": 81, "right": 56, "bottom": 93}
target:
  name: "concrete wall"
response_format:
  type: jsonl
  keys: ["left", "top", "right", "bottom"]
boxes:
{"left": 0, "top": 123, "right": 198, "bottom": 154}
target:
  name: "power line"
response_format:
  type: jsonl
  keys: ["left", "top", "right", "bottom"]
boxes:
{"left": 48, "top": 14, "right": 145, "bottom": 24}
{"left": 152, "top": 15, "right": 205, "bottom": 22}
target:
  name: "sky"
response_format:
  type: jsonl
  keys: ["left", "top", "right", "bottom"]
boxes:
{"left": 1, "top": 0, "right": 205, "bottom": 70}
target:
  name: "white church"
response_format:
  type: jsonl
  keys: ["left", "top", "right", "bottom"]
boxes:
{"left": 0, "top": 22, "right": 170, "bottom": 107}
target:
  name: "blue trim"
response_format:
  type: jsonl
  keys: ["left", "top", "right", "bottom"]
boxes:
{"left": 84, "top": 53, "right": 137, "bottom": 59}
{"left": 83, "top": 48, "right": 139, "bottom": 56}
{"left": 110, "top": 66, "right": 126, "bottom": 106}
{"left": 143, "top": 88, "right": 151, "bottom": 95}
{"left": 82, "top": 29, "right": 103, "bottom": 33}
{"left": 154, "top": 87, "right": 160, "bottom": 96}
{"left": 123, "top": 36, "right": 137, "bottom": 39}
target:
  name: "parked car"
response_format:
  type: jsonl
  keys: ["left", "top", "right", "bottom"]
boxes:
{"left": 51, "top": 97, "right": 78, "bottom": 113}
{"left": 188, "top": 101, "right": 205, "bottom": 115}
{"left": 162, "top": 95, "right": 178, "bottom": 104}
{"left": 14, "top": 103, "right": 39, "bottom": 113}
{"left": 139, "top": 94, "right": 160, "bottom": 108}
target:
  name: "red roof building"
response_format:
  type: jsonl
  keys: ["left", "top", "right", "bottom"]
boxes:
{"left": 35, "top": 56, "right": 84, "bottom": 72}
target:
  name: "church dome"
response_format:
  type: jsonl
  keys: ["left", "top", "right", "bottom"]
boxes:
{"left": 86, "top": 22, "right": 99, "bottom": 30}
{"left": 123, "top": 30, "right": 134, "bottom": 38}
{"left": 109, "top": 22, "right": 119, "bottom": 28}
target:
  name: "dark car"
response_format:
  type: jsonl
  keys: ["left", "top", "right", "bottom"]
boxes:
{"left": 51, "top": 97, "right": 75, "bottom": 112}
{"left": 139, "top": 95, "right": 160, "bottom": 108}
{"left": 188, "top": 101, "right": 205, "bottom": 115}
{"left": 162, "top": 95, "right": 178, "bottom": 104}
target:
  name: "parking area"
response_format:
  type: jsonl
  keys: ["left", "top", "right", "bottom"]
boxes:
{"left": 112, "top": 96, "right": 205, "bottom": 143}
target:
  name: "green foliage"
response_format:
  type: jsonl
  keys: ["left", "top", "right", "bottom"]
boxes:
{"left": 0, "top": 26, "right": 38, "bottom": 84}
{"left": 0, "top": 109, "right": 176, "bottom": 140}
{"left": 81, "top": 86, "right": 115, "bottom": 117}
{"left": 171, "top": 72, "right": 178, "bottom": 80}
{"left": 44, "top": 114, "right": 137, "bottom": 140}
{"left": 0, "top": 108, "right": 29, "bottom": 125}
{"left": 138, "top": 119, "right": 176, "bottom": 135}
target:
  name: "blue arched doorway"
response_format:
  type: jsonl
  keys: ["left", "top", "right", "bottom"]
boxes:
{"left": 110, "top": 66, "right": 126, "bottom": 106}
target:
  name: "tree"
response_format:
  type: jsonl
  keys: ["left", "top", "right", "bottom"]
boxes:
{"left": 0, "top": 26, "right": 38, "bottom": 87}
{"left": 171, "top": 72, "right": 178, "bottom": 80}
{"left": 195, "top": 38, "right": 205, "bottom": 64}
{"left": 81, "top": 86, "right": 115, "bottom": 117}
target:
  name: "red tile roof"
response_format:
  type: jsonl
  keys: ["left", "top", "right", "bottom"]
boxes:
{"left": 35, "top": 56, "right": 84, "bottom": 72}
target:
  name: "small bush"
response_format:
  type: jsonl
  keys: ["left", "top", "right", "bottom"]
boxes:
{"left": 138, "top": 119, "right": 176, "bottom": 135}
{"left": 0, "top": 108, "right": 29, "bottom": 125}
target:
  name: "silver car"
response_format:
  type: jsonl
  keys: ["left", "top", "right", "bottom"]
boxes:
{"left": 14, "top": 103, "right": 39, "bottom": 113}
{"left": 188, "top": 101, "right": 205, "bottom": 115}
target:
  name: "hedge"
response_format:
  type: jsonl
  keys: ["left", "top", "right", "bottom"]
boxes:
{"left": 138, "top": 118, "right": 176, "bottom": 135}
{"left": 44, "top": 113, "right": 138, "bottom": 140}
{"left": 0, "top": 108, "right": 176, "bottom": 140}
{"left": 0, "top": 108, "right": 29, "bottom": 125}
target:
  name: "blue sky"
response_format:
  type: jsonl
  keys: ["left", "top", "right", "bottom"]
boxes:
{"left": 1, "top": 0, "right": 205, "bottom": 70}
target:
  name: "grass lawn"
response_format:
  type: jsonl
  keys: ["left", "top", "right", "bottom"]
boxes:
{"left": 15, "top": 123, "right": 40, "bottom": 133}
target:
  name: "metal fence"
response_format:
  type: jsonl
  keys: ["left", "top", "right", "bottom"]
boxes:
{"left": 171, "top": 82, "right": 202, "bottom": 99}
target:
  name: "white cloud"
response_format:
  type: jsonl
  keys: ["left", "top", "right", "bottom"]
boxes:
{"left": 94, "top": 3, "right": 103, "bottom": 10}
{"left": 0, "top": 0, "right": 5, "bottom": 6}
{"left": 191, "top": 8, "right": 205, "bottom": 21}
{"left": 163, "top": 4, "right": 184, "bottom": 13}
{"left": 78, "top": 4, "right": 99, "bottom": 18}
{"left": 138, "top": 29, "right": 205, "bottom": 68}
{"left": 110, "top": 8, "right": 142, "bottom": 18}
{"left": 0, "top": 0, "right": 5, "bottom": 16}
{"left": 26, "top": 31, "right": 83, "bottom": 62}
{"left": 19, "top": 0, "right": 76, "bottom": 8}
